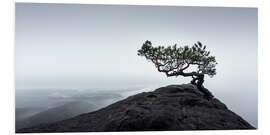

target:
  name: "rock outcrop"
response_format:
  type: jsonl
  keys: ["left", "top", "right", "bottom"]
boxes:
{"left": 17, "top": 84, "right": 254, "bottom": 133}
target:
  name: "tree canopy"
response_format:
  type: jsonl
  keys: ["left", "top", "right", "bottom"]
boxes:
{"left": 137, "top": 40, "right": 217, "bottom": 88}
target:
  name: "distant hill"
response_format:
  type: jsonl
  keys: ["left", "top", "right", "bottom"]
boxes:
{"left": 16, "top": 101, "right": 98, "bottom": 130}
{"left": 17, "top": 84, "right": 254, "bottom": 133}
{"left": 16, "top": 107, "right": 47, "bottom": 121}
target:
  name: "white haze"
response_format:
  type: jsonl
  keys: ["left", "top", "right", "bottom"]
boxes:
{"left": 15, "top": 3, "right": 258, "bottom": 127}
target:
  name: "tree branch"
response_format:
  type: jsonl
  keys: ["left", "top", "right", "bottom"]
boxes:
{"left": 181, "top": 63, "right": 190, "bottom": 71}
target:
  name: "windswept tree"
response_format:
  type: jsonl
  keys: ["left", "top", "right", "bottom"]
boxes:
{"left": 137, "top": 40, "right": 217, "bottom": 98}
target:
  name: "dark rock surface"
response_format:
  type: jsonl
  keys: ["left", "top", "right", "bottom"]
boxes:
{"left": 16, "top": 84, "right": 255, "bottom": 133}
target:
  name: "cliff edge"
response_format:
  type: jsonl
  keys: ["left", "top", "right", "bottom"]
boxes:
{"left": 17, "top": 84, "right": 254, "bottom": 133}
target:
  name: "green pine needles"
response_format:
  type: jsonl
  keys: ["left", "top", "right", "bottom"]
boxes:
{"left": 138, "top": 40, "right": 217, "bottom": 87}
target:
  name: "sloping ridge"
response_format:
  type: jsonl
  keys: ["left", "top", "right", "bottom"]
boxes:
{"left": 17, "top": 84, "right": 254, "bottom": 133}
{"left": 16, "top": 101, "right": 98, "bottom": 130}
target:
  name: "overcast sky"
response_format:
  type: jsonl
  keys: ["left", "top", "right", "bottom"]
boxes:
{"left": 15, "top": 3, "right": 257, "bottom": 127}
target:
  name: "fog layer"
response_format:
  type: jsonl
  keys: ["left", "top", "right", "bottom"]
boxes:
{"left": 15, "top": 3, "right": 258, "bottom": 127}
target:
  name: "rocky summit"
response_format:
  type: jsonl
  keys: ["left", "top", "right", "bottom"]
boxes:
{"left": 17, "top": 84, "right": 254, "bottom": 133}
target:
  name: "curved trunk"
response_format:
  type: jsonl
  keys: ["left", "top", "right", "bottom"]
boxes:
{"left": 190, "top": 74, "right": 204, "bottom": 88}
{"left": 190, "top": 74, "right": 213, "bottom": 100}
{"left": 156, "top": 66, "right": 213, "bottom": 99}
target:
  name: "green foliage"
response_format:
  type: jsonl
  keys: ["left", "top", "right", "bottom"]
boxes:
{"left": 138, "top": 40, "right": 217, "bottom": 78}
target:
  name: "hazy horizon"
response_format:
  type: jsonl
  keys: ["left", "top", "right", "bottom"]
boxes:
{"left": 15, "top": 3, "right": 258, "bottom": 127}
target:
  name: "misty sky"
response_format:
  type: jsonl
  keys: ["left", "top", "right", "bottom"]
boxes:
{"left": 15, "top": 3, "right": 258, "bottom": 127}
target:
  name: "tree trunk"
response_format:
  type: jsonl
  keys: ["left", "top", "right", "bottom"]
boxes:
{"left": 190, "top": 74, "right": 204, "bottom": 87}
{"left": 190, "top": 74, "right": 214, "bottom": 100}
{"left": 165, "top": 70, "right": 214, "bottom": 100}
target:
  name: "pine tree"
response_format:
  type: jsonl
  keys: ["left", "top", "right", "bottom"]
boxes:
{"left": 138, "top": 40, "right": 217, "bottom": 99}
